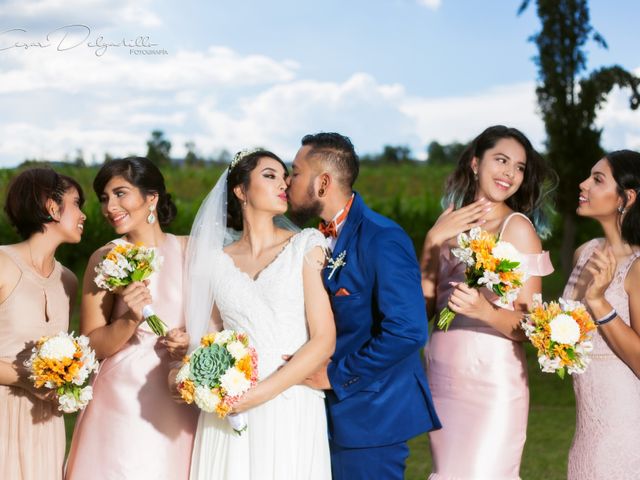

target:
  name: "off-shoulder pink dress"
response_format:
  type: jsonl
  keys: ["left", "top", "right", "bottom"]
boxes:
{"left": 65, "top": 234, "right": 198, "bottom": 480}
{"left": 425, "top": 213, "right": 553, "bottom": 480}
{"left": 563, "top": 238, "right": 640, "bottom": 479}
{"left": 0, "top": 246, "right": 71, "bottom": 480}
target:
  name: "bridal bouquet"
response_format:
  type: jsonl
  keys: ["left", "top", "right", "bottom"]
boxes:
{"left": 176, "top": 330, "right": 258, "bottom": 434}
{"left": 521, "top": 294, "right": 596, "bottom": 378}
{"left": 24, "top": 331, "right": 99, "bottom": 413}
{"left": 438, "top": 227, "right": 527, "bottom": 331}
{"left": 94, "top": 242, "right": 168, "bottom": 336}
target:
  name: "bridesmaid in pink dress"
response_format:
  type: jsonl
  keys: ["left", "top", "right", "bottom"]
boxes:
{"left": 1, "top": 168, "right": 86, "bottom": 480}
{"left": 65, "top": 157, "right": 198, "bottom": 480}
{"left": 420, "top": 126, "right": 555, "bottom": 479}
{"left": 563, "top": 150, "right": 640, "bottom": 479}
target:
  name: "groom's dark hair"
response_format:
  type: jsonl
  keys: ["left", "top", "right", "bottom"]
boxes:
{"left": 301, "top": 132, "right": 359, "bottom": 189}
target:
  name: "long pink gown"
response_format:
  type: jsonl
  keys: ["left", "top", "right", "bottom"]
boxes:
{"left": 425, "top": 213, "right": 553, "bottom": 480}
{"left": 563, "top": 238, "right": 640, "bottom": 479}
{"left": 65, "top": 234, "right": 198, "bottom": 480}
{"left": 0, "top": 246, "right": 71, "bottom": 480}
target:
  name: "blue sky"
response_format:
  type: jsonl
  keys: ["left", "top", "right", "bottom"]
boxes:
{"left": 0, "top": 0, "right": 638, "bottom": 167}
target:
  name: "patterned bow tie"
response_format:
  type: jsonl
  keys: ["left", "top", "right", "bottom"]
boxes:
{"left": 318, "top": 195, "right": 355, "bottom": 238}
{"left": 318, "top": 221, "right": 338, "bottom": 238}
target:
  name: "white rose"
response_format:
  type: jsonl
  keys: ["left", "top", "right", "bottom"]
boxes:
{"left": 219, "top": 367, "right": 251, "bottom": 397}
{"left": 226, "top": 341, "right": 248, "bottom": 361}
{"left": 39, "top": 335, "right": 77, "bottom": 361}
{"left": 491, "top": 241, "right": 523, "bottom": 265}
{"left": 194, "top": 386, "right": 220, "bottom": 413}
{"left": 176, "top": 363, "right": 191, "bottom": 383}
{"left": 549, "top": 314, "right": 581, "bottom": 345}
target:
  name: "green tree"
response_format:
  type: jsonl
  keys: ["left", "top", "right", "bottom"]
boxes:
{"left": 380, "top": 145, "right": 413, "bottom": 163}
{"left": 519, "top": 0, "right": 640, "bottom": 274}
{"left": 146, "top": 130, "right": 172, "bottom": 166}
{"left": 184, "top": 141, "right": 203, "bottom": 167}
{"left": 427, "top": 141, "right": 465, "bottom": 165}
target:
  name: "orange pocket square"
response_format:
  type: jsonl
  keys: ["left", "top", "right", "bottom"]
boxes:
{"left": 335, "top": 288, "right": 351, "bottom": 296}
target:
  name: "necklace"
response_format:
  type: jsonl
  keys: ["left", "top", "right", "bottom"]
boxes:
{"left": 28, "top": 242, "right": 55, "bottom": 278}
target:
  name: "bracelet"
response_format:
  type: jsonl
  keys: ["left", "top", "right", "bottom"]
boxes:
{"left": 595, "top": 309, "right": 617, "bottom": 325}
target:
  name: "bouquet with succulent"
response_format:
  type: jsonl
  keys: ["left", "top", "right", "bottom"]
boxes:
{"left": 176, "top": 330, "right": 258, "bottom": 434}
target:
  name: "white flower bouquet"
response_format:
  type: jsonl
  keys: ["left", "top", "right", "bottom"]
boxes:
{"left": 24, "top": 331, "right": 99, "bottom": 413}
{"left": 521, "top": 294, "right": 597, "bottom": 378}
{"left": 176, "top": 330, "right": 258, "bottom": 434}
{"left": 94, "top": 242, "right": 167, "bottom": 336}
{"left": 438, "top": 227, "right": 527, "bottom": 331}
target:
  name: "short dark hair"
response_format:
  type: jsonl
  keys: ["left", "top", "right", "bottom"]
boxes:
{"left": 93, "top": 156, "right": 177, "bottom": 226}
{"left": 606, "top": 149, "right": 640, "bottom": 246}
{"left": 4, "top": 167, "right": 85, "bottom": 240}
{"left": 301, "top": 132, "right": 359, "bottom": 189}
{"left": 226, "top": 150, "right": 287, "bottom": 231}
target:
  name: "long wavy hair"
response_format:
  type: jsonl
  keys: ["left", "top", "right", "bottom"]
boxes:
{"left": 606, "top": 149, "right": 640, "bottom": 246}
{"left": 442, "top": 125, "right": 556, "bottom": 238}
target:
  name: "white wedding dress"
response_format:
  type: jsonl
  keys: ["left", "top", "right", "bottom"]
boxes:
{"left": 189, "top": 228, "right": 332, "bottom": 480}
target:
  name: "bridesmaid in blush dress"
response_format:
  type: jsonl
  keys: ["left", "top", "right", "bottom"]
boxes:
{"left": 563, "top": 150, "right": 640, "bottom": 479}
{"left": 0, "top": 168, "right": 86, "bottom": 480}
{"left": 420, "top": 126, "right": 555, "bottom": 479}
{"left": 65, "top": 157, "right": 198, "bottom": 480}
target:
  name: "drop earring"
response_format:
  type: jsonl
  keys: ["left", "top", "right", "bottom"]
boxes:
{"left": 147, "top": 204, "right": 156, "bottom": 224}
{"left": 473, "top": 170, "right": 478, "bottom": 181}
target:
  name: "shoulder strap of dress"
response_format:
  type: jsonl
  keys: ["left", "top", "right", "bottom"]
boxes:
{"left": 0, "top": 245, "right": 25, "bottom": 272}
{"left": 618, "top": 249, "right": 640, "bottom": 280}
{"left": 499, "top": 212, "right": 532, "bottom": 238}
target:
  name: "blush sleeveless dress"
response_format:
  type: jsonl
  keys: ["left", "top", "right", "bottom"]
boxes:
{"left": 425, "top": 213, "right": 553, "bottom": 480}
{"left": 0, "top": 246, "right": 71, "bottom": 480}
{"left": 65, "top": 234, "right": 198, "bottom": 480}
{"left": 563, "top": 238, "right": 640, "bottom": 479}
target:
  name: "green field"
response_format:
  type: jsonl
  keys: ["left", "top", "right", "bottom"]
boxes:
{"left": 2, "top": 162, "right": 579, "bottom": 479}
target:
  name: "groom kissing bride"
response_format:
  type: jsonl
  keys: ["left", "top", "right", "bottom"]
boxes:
{"left": 287, "top": 132, "right": 441, "bottom": 479}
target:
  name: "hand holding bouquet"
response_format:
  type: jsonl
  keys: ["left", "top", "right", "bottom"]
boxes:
{"left": 94, "top": 242, "right": 168, "bottom": 336}
{"left": 24, "top": 331, "right": 98, "bottom": 413}
{"left": 438, "top": 227, "right": 526, "bottom": 331}
{"left": 176, "top": 330, "right": 258, "bottom": 434}
{"left": 521, "top": 294, "right": 596, "bottom": 378}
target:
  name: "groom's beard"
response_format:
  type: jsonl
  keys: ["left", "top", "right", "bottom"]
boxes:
{"left": 288, "top": 183, "right": 323, "bottom": 227}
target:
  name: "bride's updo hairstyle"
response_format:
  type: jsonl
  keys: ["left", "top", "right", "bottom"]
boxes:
{"left": 606, "top": 149, "right": 640, "bottom": 246}
{"left": 226, "top": 149, "right": 287, "bottom": 231}
{"left": 442, "top": 125, "right": 556, "bottom": 239}
{"left": 93, "top": 156, "right": 177, "bottom": 226}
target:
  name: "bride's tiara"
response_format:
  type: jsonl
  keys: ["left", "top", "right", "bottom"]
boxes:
{"left": 229, "top": 148, "right": 262, "bottom": 171}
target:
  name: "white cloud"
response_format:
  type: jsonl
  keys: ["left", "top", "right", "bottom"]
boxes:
{"left": 0, "top": 46, "right": 298, "bottom": 94}
{"left": 416, "top": 0, "right": 442, "bottom": 11}
{"left": 0, "top": 0, "right": 162, "bottom": 29}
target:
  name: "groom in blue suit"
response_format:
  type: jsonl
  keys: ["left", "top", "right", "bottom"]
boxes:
{"left": 287, "top": 132, "right": 441, "bottom": 480}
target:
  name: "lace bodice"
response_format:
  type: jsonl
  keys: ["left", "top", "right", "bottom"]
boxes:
{"left": 211, "top": 229, "right": 327, "bottom": 378}
{"left": 563, "top": 238, "right": 640, "bottom": 355}
{"left": 563, "top": 238, "right": 640, "bottom": 479}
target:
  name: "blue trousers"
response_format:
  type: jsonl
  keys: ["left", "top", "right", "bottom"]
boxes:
{"left": 330, "top": 440, "right": 410, "bottom": 480}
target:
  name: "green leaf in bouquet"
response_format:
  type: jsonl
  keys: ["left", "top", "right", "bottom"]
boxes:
{"left": 556, "top": 367, "right": 565, "bottom": 380}
{"left": 496, "top": 259, "right": 520, "bottom": 272}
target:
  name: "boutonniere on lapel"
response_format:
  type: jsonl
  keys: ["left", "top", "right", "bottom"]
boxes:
{"left": 326, "top": 250, "right": 347, "bottom": 280}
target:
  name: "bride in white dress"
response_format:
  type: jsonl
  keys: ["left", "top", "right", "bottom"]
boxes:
{"left": 184, "top": 149, "right": 335, "bottom": 479}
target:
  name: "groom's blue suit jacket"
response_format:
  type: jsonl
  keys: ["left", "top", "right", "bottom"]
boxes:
{"left": 324, "top": 192, "right": 441, "bottom": 448}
